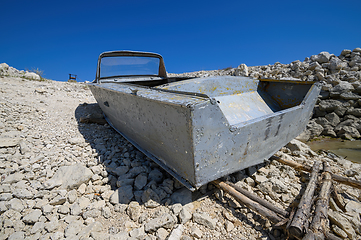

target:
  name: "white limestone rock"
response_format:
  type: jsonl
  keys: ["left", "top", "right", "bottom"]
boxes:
{"left": 2, "top": 173, "right": 24, "bottom": 184}
{"left": 168, "top": 224, "right": 184, "bottom": 240}
{"left": 22, "top": 209, "right": 42, "bottom": 224}
{"left": 144, "top": 213, "right": 177, "bottom": 232}
{"left": 43, "top": 163, "right": 93, "bottom": 190}
{"left": 193, "top": 212, "right": 217, "bottom": 230}
{"left": 24, "top": 72, "right": 41, "bottom": 80}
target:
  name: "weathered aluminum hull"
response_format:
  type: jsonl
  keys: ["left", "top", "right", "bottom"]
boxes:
{"left": 88, "top": 76, "right": 321, "bottom": 190}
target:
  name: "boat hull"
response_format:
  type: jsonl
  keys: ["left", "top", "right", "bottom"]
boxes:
{"left": 88, "top": 76, "right": 321, "bottom": 190}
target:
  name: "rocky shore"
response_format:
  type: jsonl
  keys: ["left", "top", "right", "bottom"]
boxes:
{"left": 1, "top": 49, "right": 361, "bottom": 240}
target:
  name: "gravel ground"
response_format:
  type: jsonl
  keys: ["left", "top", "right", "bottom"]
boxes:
{"left": 1, "top": 76, "right": 361, "bottom": 240}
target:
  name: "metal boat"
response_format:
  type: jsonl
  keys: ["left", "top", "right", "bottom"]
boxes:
{"left": 88, "top": 51, "right": 321, "bottom": 190}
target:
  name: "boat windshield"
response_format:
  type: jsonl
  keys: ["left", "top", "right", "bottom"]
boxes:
{"left": 100, "top": 56, "right": 160, "bottom": 78}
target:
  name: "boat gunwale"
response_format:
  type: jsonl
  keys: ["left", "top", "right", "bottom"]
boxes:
{"left": 88, "top": 82, "right": 210, "bottom": 107}
{"left": 89, "top": 80, "right": 321, "bottom": 128}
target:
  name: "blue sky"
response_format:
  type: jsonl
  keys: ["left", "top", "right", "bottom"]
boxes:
{"left": 1, "top": 0, "right": 360, "bottom": 82}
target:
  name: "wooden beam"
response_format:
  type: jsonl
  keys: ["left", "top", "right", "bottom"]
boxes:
{"left": 227, "top": 181, "right": 288, "bottom": 218}
{"left": 270, "top": 156, "right": 361, "bottom": 190}
{"left": 213, "top": 180, "right": 284, "bottom": 224}
{"left": 289, "top": 161, "right": 321, "bottom": 239}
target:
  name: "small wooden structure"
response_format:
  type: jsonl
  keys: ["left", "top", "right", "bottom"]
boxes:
{"left": 68, "top": 74, "right": 77, "bottom": 82}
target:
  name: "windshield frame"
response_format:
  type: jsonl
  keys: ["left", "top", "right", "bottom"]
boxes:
{"left": 95, "top": 51, "right": 167, "bottom": 82}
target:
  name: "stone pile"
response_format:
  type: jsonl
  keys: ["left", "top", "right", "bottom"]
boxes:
{"left": 1, "top": 53, "right": 361, "bottom": 240}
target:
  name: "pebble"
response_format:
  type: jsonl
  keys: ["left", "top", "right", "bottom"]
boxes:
{"left": 148, "top": 169, "right": 163, "bottom": 183}
{"left": 8, "top": 231, "right": 25, "bottom": 240}
{"left": 49, "top": 195, "right": 66, "bottom": 205}
{"left": 144, "top": 213, "right": 177, "bottom": 232}
{"left": 31, "top": 221, "right": 45, "bottom": 234}
{"left": 102, "top": 206, "right": 112, "bottom": 218}
{"left": 77, "top": 196, "right": 91, "bottom": 209}
{"left": 44, "top": 220, "right": 59, "bottom": 233}
{"left": 156, "top": 228, "right": 169, "bottom": 240}
{"left": 109, "top": 185, "right": 134, "bottom": 204}
{"left": 44, "top": 163, "right": 93, "bottom": 190}
{"left": 134, "top": 173, "right": 148, "bottom": 190}
{"left": 193, "top": 212, "right": 217, "bottom": 229}
{"left": 168, "top": 224, "right": 184, "bottom": 240}
{"left": 127, "top": 201, "right": 141, "bottom": 221}
{"left": 2, "top": 173, "right": 24, "bottom": 184}
{"left": 58, "top": 205, "right": 70, "bottom": 214}
{"left": 22, "top": 209, "right": 42, "bottom": 224}
{"left": 64, "top": 220, "right": 83, "bottom": 237}
{"left": 83, "top": 208, "right": 101, "bottom": 219}
{"left": 12, "top": 188, "right": 33, "bottom": 199}
{"left": 41, "top": 204, "right": 53, "bottom": 215}
{"left": 225, "top": 221, "right": 235, "bottom": 232}
{"left": 170, "top": 203, "right": 183, "bottom": 216}
{"left": 0, "top": 193, "right": 13, "bottom": 201}
{"left": 8, "top": 198, "right": 24, "bottom": 212}
{"left": 130, "top": 226, "right": 146, "bottom": 239}
{"left": 190, "top": 225, "right": 203, "bottom": 238}
{"left": 67, "top": 189, "right": 78, "bottom": 203}
{"left": 179, "top": 207, "right": 192, "bottom": 224}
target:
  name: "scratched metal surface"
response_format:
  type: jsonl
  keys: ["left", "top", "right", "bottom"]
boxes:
{"left": 88, "top": 83, "right": 205, "bottom": 189}
{"left": 156, "top": 76, "right": 258, "bottom": 97}
{"left": 89, "top": 76, "right": 321, "bottom": 190}
{"left": 258, "top": 81, "right": 315, "bottom": 109}
{"left": 191, "top": 83, "right": 320, "bottom": 187}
